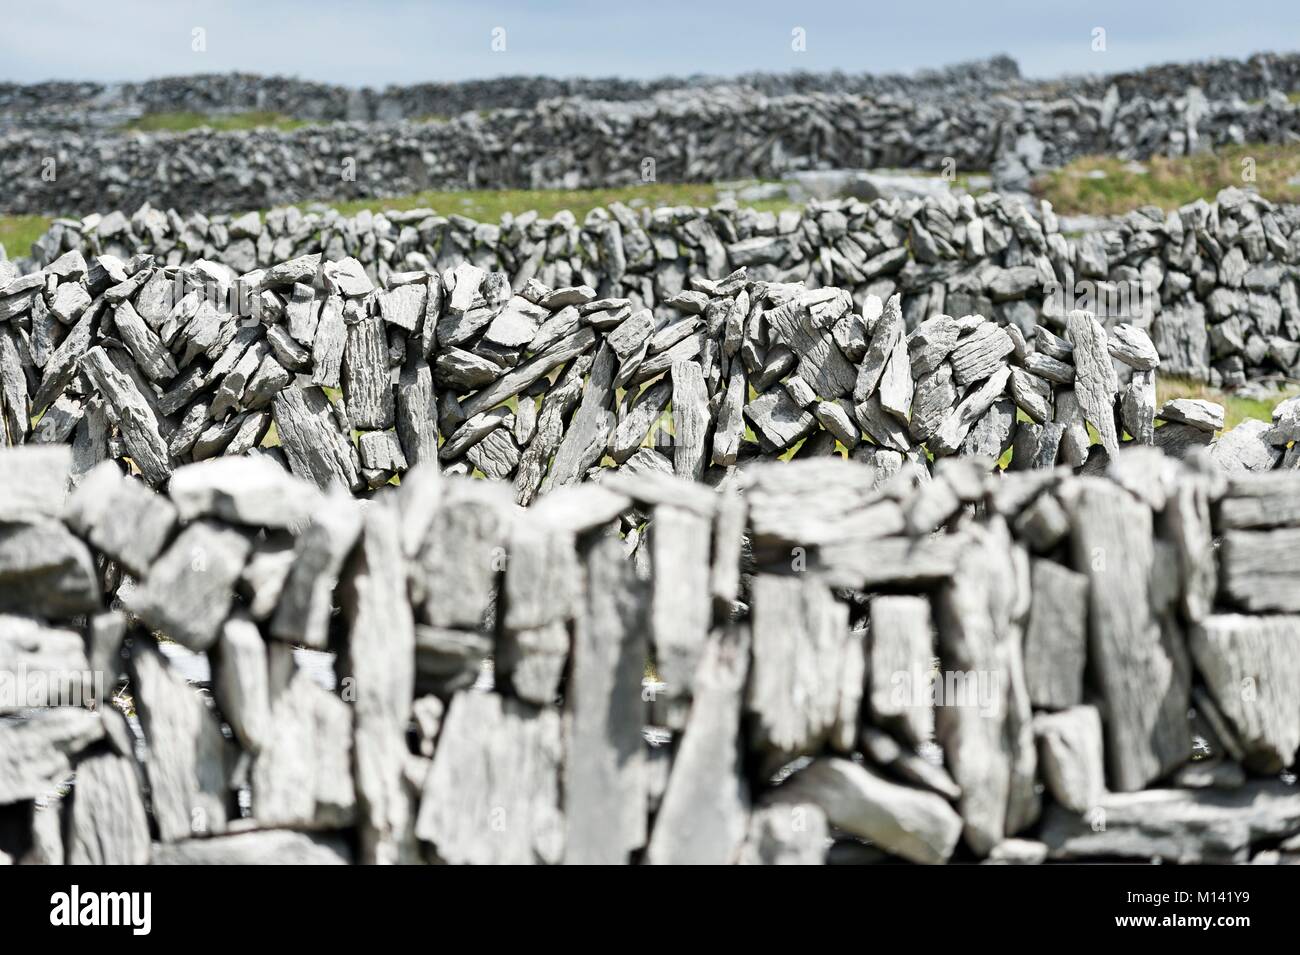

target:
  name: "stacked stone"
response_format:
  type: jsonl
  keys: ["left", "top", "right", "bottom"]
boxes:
{"left": 3, "top": 445, "right": 1300, "bottom": 865}
{"left": 5, "top": 248, "right": 1298, "bottom": 494}
{"left": 6, "top": 51, "right": 1300, "bottom": 133}
{"left": 5, "top": 78, "right": 1300, "bottom": 216}
{"left": 20, "top": 188, "right": 1300, "bottom": 386}
{"left": 0, "top": 57, "right": 1026, "bottom": 132}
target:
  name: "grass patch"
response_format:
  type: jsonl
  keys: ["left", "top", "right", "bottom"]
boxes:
{"left": 122, "top": 110, "right": 314, "bottom": 133}
{"left": 0, "top": 214, "right": 50, "bottom": 259}
{"left": 1034, "top": 143, "right": 1300, "bottom": 216}
{"left": 1156, "top": 375, "right": 1295, "bottom": 433}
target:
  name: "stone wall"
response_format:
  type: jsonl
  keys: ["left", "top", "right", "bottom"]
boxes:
{"left": 3, "top": 444, "right": 1300, "bottom": 864}
{"left": 17, "top": 188, "right": 1300, "bottom": 387}
{"left": 5, "top": 245, "right": 1299, "bottom": 500}
{"left": 0, "top": 57, "right": 1024, "bottom": 131}
{"left": 4, "top": 78, "right": 1300, "bottom": 217}
{"left": 5, "top": 51, "right": 1300, "bottom": 131}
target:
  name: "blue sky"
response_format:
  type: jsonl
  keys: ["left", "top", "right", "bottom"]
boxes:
{"left": 2, "top": 0, "right": 1296, "bottom": 85}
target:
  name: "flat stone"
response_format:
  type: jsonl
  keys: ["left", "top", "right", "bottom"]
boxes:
{"left": 1210, "top": 419, "right": 1282, "bottom": 473}
{"left": 151, "top": 830, "right": 351, "bottom": 864}
{"left": 1158, "top": 398, "right": 1224, "bottom": 433}
{"left": 948, "top": 322, "right": 1014, "bottom": 388}
{"left": 1033, "top": 706, "right": 1106, "bottom": 813}
{"left": 772, "top": 757, "right": 962, "bottom": 865}
{"left": 0, "top": 519, "right": 101, "bottom": 619}
{"left": 860, "top": 726, "right": 961, "bottom": 802}
{"left": 168, "top": 456, "right": 319, "bottom": 529}
{"left": 1108, "top": 323, "right": 1160, "bottom": 370}
{"left": 1219, "top": 527, "right": 1300, "bottom": 613}
{"left": 125, "top": 520, "right": 251, "bottom": 651}
{"left": 1041, "top": 782, "right": 1300, "bottom": 864}
{"left": 744, "top": 388, "right": 815, "bottom": 451}
{"left": 0, "top": 707, "right": 103, "bottom": 803}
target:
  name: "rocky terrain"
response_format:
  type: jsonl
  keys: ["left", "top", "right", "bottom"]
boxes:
{"left": 4, "top": 246, "right": 1298, "bottom": 492}
{"left": 5, "top": 48, "right": 1300, "bottom": 868}
{"left": 17, "top": 187, "right": 1300, "bottom": 388}
{"left": 4, "top": 82, "right": 1300, "bottom": 217}
{"left": 3, "top": 442, "right": 1300, "bottom": 864}
{"left": 4, "top": 51, "right": 1300, "bottom": 131}
{"left": 0, "top": 57, "right": 1023, "bottom": 131}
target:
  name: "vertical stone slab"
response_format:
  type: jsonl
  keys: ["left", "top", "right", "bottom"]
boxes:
{"left": 651, "top": 503, "right": 713, "bottom": 728}
{"left": 869, "top": 595, "right": 935, "bottom": 748}
{"left": 670, "top": 359, "right": 710, "bottom": 482}
{"left": 1065, "top": 310, "right": 1120, "bottom": 456}
{"left": 747, "top": 573, "right": 852, "bottom": 757}
{"left": 342, "top": 312, "right": 395, "bottom": 429}
{"left": 498, "top": 515, "right": 575, "bottom": 705}
{"left": 1022, "top": 558, "right": 1089, "bottom": 709}
{"left": 420, "top": 480, "right": 511, "bottom": 630}
{"left": 271, "top": 492, "right": 363, "bottom": 648}
{"left": 66, "top": 752, "right": 151, "bottom": 865}
{"left": 128, "top": 640, "right": 231, "bottom": 842}
{"left": 253, "top": 669, "right": 356, "bottom": 829}
{"left": 935, "top": 528, "right": 1011, "bottom": 856}
{"left": 341, "top": 501, "right": 418, "bottom": 864}
{"left": 395, "top": 354, "right": 440, "bottom": 469}
{"left": 646, "top": 628, "right": 751, "bottom": 864}
{"left": 1067, "top": 478, "right": 1190, "bottom": 791}
{"left": 416, "top": 691, "right": 563, "bottom": 865}
{"left": 564, "top": 529, "right": 649, "bottom": 864}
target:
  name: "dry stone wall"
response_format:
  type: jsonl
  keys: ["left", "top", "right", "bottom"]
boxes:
{"left": 18, "top": 188, "right": 1300, "bottom": 387}
{"left": 4, "top": 80, "right": 1300, "bottom": 217}
{"left": 3, "top": 445, "right": 1300, "bottom": 865}
{"left": 4, "top": 246, "right": 1298, "bottom": 501}
{"left": 0, "top": 57, "right": 1025, "bottom": 131}
{"left": 5, "top": 52, "right": 1300, "bottom": 131}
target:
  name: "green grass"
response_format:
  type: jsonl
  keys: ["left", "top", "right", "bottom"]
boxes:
{"left": 0, "top": 214, "right": 50, "bottom": 259}
{"left": 1034, "top": 143, "right": 1300, "bottom": 216}
{"left": 122, "top": 110, "right": 314, "bottom": 133}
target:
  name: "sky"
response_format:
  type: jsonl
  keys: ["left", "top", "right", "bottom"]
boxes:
{"left": 2, "top": 0, "right": 1297, "bottom": 87}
